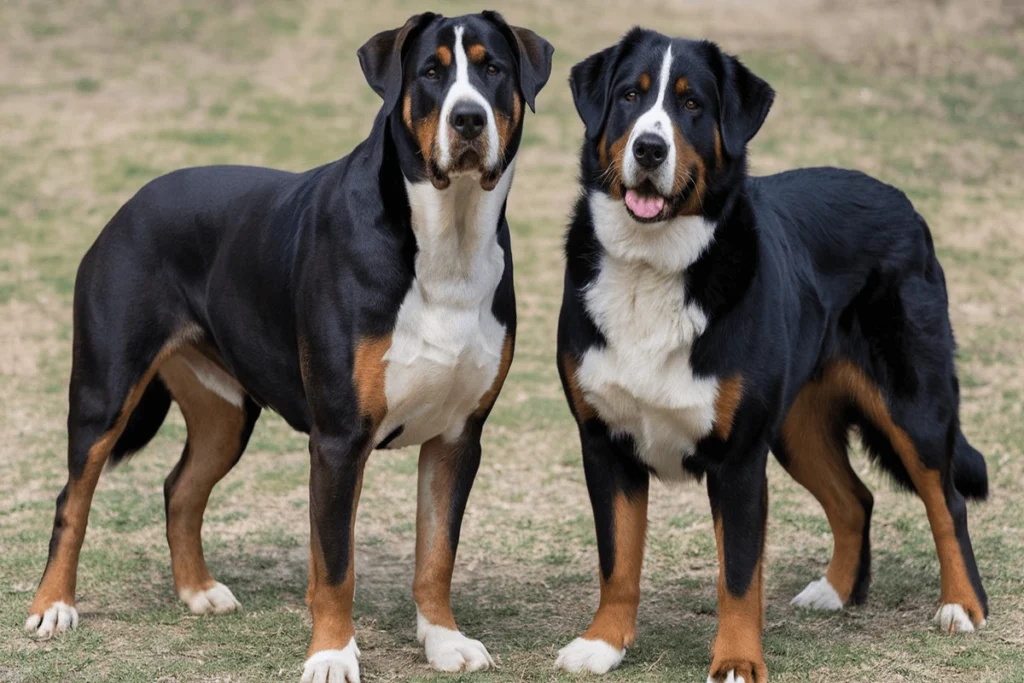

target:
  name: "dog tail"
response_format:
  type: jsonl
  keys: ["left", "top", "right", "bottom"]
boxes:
{"left": 953, "top": 428, "right": 988, "bottom": 501}
{"left": 108, "top": 376, "right": 172, "bottom": 468}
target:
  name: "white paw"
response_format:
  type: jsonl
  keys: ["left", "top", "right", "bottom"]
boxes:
{"left": 301, "top": 639, "right": 361, "bottom": 683}
{"left": 179, "top": 582, "right": 242, "bottom": 615}
{"left": 791, "top": 577, "right": 844, "bottom": 611}
{"left": 416, "top": 611, "right": 495, "bottom": 672}
{"left": 555, "top": 637, "right": 625, "bottom": 675}
{"left": 934, "top": 603, "right": 984, "bottom": 634}
{"left": 707, "top": 671, "right": 746, "bottom": 683}
{"left": 25, "top": 601, "right": 79, "bottom": 639}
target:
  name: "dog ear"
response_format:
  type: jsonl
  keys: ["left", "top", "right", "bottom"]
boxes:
{"left": 716, "top": 49, "right": 775, "bottom": 159}
{"left": 482, "top": 11, "right": 554, "bottom": 113}
{"left": 569, "top": 42, "right": 621, "bottom": 141}
{"left": 358, "top": 13, "right": 438, "bottom": 116}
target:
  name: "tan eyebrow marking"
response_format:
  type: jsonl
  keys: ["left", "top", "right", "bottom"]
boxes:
{"left": 435, "top": 45, "right": 452, "bottom": 67}
{"left": 638, "top": 73, "right": 651, "bottom": 92}
{"left": 675, "top": 76, "right": 688, "bottom": 95}
{"left": 467, "top": 44, "right": 486, "bottom": 63}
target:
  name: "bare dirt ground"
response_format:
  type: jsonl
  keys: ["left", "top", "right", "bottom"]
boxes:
{"left": 1, "top": 0, "right": 1022, "bottom": 681}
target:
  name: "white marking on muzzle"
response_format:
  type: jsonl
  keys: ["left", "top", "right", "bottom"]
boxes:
{"left": 623, "top": 45, "right": 675, "bottom": 196}
{"left": 437, "top": 25, "right": 500, "bottom": 172}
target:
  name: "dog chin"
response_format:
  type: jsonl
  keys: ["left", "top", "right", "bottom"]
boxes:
{"left": 430, "top": 157, "right": 502, "bottom": 191}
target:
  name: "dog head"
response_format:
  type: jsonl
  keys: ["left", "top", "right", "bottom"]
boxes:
{"left": 570, "top": 29, "right": 774, "bottom": 222}
{"left": 359, "top": 12, "right": 553, "bottom": 191}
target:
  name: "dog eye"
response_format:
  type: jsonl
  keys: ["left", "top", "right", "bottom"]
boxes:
{"left": 624, "top": 91, "right": 637, "bottom": 102}
{"left": 486, "top": 64, "right": 499, "bottom": 76}
{"left": 684, "top": 98, "right": 700, "bottom": 111}
{"left": 425, "top": 68, "right": 438, "bottom": 79}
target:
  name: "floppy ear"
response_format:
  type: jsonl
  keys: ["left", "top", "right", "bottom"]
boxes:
{"left": 569, "top": 43, "right": 620, "bottom": 141}
{"left": 482, "top": 11, "right": 554, "bottom": 113}
{"left": 357, "top": 13, "right": 438, "bottom": 116}
{"left": 717, "top": 50, "right": 775, "bottom": 159}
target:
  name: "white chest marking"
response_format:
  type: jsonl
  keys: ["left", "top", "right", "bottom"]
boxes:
{"left": 576, "top": 192, "right": 719, "bottom": 480}
{"left": 375, "top": 164, "right": 514, "bottom": 448}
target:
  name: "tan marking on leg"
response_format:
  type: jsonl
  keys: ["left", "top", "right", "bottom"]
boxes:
{"left": 560, "top": 353, "right": 596, "bottom": 423}
{"left": 435, "top": 45, "right": 452, "bottom": 67}
{"left": 709, "top": 516, "right": 767, "bottom": 682}
{"left": 413, "top": 437, "right": 461, "bottom": 630}
{"left": 781, "top": 375, "right": 870, "bottom": 603}
{"left": 159, "top": 349, "right": 246, "bottom": 598}
{"left": 583, "top": 492, "right": 647, "bottom": 649}
{"left": 466, "top": 44, "right": 486, "bottom": 64}
{"left": 638, "top": 72, "right": 651, "bottom": 92}
{"left": 353, "top": 335, "right": 391, "bottom": 430}
{"left": 31, "top": 331, "right": 197, "bottom": 617}
{"left": 713, "top": 375, "right": 744, "bottom": 440}
{"left": 830, "top": 360, "right": 985, "bottom": 625}
{"left": 473, "top": 335, "right": 513, "bottom": 419}
{"left": 307, "top": 470, "right": 364, "bottom": 657}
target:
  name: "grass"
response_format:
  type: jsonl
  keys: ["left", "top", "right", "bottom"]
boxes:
{"left": 1, "top": 0, "right": 1023, "bottom": 681}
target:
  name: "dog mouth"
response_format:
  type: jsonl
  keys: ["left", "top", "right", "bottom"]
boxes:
{"left": 430, "top": 144, "right": 500, "bottom": 191}
{"left": 622, "top": 177, "right": 694, "bottom": 223}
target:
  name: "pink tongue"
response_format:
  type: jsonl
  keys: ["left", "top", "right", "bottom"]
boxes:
{"left": 625, "top": 189, "right": 665, "bottom": 219}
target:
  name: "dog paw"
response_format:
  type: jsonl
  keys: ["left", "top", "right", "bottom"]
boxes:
{"left": 301, "top": 639, "right": 361, "bottom": 683}
{"left": 179, "top": 582, "right": 242, "bottom": 615}
{"left": 555, "top": 637, "right": 625, "bottom": 675}
{"left": 417, "top": 614, "right": 494, "bottom": 672}
{"left": 707, "top": 658, "right": 765, "bottom": 683}
{"left": 934, "top": 603, "right": 985, "bottom": 634}
{"left": 25, "top": 601, "right": 79, "bottom": 639}
{"left": 791, "top": 577, "right": 843, "bottom": 611}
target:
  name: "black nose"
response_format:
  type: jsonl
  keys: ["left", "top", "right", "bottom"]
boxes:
{"left": 450, "top": 101, "right": 487, "bottom": 140}
{"left": 632, "top": 133, "right": 668, "bottom": 170}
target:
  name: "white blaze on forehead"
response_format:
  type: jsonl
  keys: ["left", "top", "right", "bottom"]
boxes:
{"left": 623, "top": 44, "right": 676, "bottom": 196}
{"left": 437, "top": 25, "right": 501, "bottom": 171}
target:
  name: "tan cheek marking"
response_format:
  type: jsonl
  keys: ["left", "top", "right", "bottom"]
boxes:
{"left": 414, "top": 107, "right": 440, "bottom": 164}
{"left": 474, "top": 335, "right": 514, "bottom": 418}
{"left": 606, "top": 124, "right": 634, "bottom": 201}
{"left": 671, "top": 124, "right": 707, "bottom": 215}
{"left": 402, "top": 91, "right": 414, "bottom": 134}
{"left": 675, "top": 76, "right": 688, "bottom": 96}
{"left": 831, "top": 361, "right": 986, "bottom": 625}
{"left": 435, "top": 45, "right": 452, "bottom": 67}
{"left": 353, "top": 336, "right": 391, "bottom": 429}
{"left": 713, "top": 125, "right": 724, "bottom": 169}
{"left": 710, "top": 516, "right": 767, "bottom": 682}
{"left": 560, "top": 353, "right": 596, "bottom": 423}
{"left": 467, "top": 44, "right": 486, "bottom": 64}
{"left": 582, "top": 492, "right": 647, "bottom": 649}
{"left": 638, "top": 72, "right": 651, "bottom": 92}
{"left": 713, "top": 375, "right": 744, "bottom": 440}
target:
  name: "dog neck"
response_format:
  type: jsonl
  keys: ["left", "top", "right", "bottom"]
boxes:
{"left": 402, "top": 160, "right": 515, "bottom": 302}
{"left": 588, "top": 191, "right": 718, "bottom": 274}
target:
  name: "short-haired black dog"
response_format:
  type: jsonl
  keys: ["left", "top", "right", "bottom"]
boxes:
{"left": 24, "top": 11, "right": 552, "bottom": 682}
{"left": 555, "top": 27, "right": 987, "bottom": 682}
